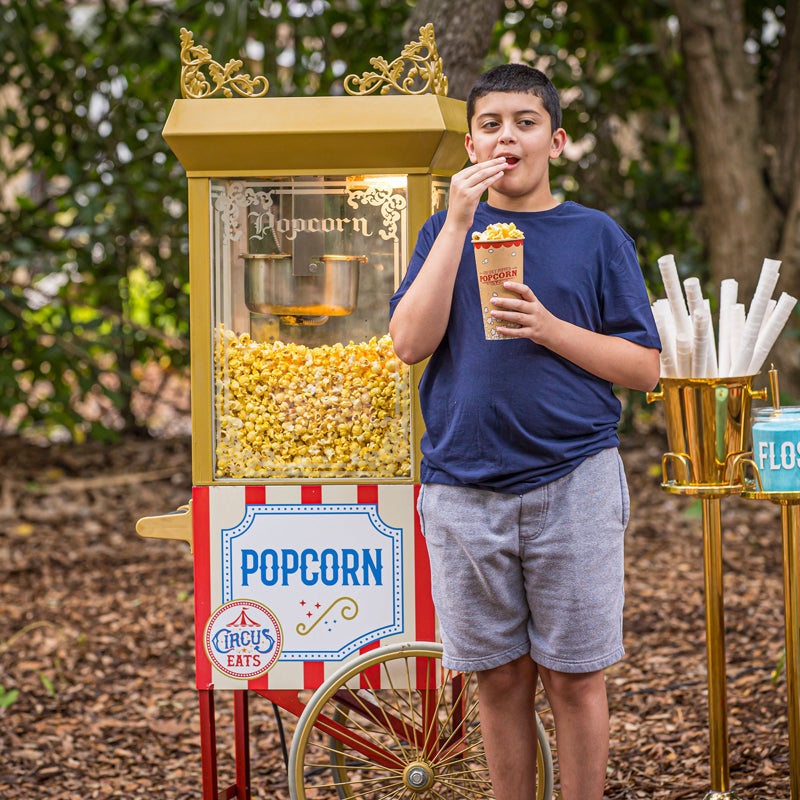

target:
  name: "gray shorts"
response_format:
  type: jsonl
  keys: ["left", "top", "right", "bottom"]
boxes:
{"left": 417, "top": 447, "right": 630, "bottom": 674}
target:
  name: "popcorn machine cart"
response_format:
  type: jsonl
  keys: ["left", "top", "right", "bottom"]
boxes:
{"left": 137, "top": 27, "right": 553, "bottom": 800}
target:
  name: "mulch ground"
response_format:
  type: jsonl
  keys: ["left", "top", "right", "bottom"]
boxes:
{"left": 0, "top": 428, "right": 792, "bottom": 798}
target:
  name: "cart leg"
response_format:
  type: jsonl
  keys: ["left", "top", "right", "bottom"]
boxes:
{"left": 780, "top": 505, "right": 800, "bottom": 800}
{"left": 701, "top": 497, "right": 740, "bottom": 800}
{"left": 234, "top": 690, "right": 252, "bottom": 800}
{"left": 199, "top": 689, "right": 219, "bottom": 800}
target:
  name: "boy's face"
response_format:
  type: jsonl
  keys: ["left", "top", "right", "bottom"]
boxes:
{"left": 465, "top": 91, "right": 566, "bottom": 210}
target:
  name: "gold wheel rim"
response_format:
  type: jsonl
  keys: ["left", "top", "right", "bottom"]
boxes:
{"left": 291, "top": 643, "right": 552, "bottom": 800}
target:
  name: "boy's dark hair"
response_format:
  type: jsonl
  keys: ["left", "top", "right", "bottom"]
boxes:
{"left": 467, "top": 64, "right": 562, "bottom": 133}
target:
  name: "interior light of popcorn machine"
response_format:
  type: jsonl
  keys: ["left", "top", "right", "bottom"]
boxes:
{"left": 210, "top": 175, "right": 413, "bottom": 481}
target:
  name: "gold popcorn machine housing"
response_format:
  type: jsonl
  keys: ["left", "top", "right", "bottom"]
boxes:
{"left": 161, "top": 35, "right": 466, "bottom": 488}
{"left": 133, "top": 28, "right": 554, "bottom": 800}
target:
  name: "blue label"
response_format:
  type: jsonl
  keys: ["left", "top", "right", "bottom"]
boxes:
{"left": 752, "top": 421, "right": 800, "bottom": 491}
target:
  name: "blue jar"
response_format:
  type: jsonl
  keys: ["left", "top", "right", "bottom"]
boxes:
{"left": 751, "top": 407, "right": 800, "bottom": 492}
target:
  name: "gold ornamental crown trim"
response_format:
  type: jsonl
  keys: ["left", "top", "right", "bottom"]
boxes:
{"left": 343, "top": 23, "right": 448, "bottom": 97}
{"left": 179, "top": 28, "right": 269, "bottom": 99}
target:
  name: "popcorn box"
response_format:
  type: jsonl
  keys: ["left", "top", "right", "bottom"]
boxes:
{"left": 473, "top": 238, "right": 523, "bottom": 340}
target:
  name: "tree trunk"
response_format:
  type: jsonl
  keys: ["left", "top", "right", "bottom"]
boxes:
{"left": 671, "top": 0, "right": 782, "bottom": 300}
{"left": 762, "top": 2, "right": 800, "bottom": 386}
{"left": 403, "top": 0, "right": 505, "bottom": 100}
{"left": 672, "top": 0, "right": 800, "bottom": 390}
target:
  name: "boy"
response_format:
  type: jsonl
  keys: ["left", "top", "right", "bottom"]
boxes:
{"left": 389, "top": 64, "right": 661, "bottom": 800}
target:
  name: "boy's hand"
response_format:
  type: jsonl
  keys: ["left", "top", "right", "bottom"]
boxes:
{"left": 490, "top": 282, "right": 555, "bottom": 344}
{"left": 445, "top": 157, "right": 507, "bottom": 231}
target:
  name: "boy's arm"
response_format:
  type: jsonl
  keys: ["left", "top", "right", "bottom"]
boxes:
{"left": 389, "top": 157, "right": 508, "bottom": 365}
{"left": 491, "top": 282, "right": 661, "bottom": 392}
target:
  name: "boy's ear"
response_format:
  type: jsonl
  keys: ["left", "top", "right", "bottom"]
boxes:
{"left": 465, "top": 133, "right": 477, "bottom": 163}
{"left": 550, "top": 128, "right": 567, "bottom": 159}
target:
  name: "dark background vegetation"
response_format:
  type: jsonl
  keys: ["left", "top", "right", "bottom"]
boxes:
{"left": 2, "top": 0, "right": 798, "bottom": 442}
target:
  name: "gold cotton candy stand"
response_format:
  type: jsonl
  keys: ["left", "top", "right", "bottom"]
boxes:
{"left": 648, "top": 375, "right": 767, "bottom": 800}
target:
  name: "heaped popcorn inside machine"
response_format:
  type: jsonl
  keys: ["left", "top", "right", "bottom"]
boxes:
{"left": 136, "top": 25, "right": 554, "bottom": 800}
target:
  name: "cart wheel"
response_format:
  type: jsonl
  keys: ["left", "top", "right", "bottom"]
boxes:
{"left": 288, "top": 641, "right": 553, "bottom": 800}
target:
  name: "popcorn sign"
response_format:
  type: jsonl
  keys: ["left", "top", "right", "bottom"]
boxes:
{"left": 221, "top": 502, "right": 403, "bottom": 662}
{"left": 194, "top": 484, "right": 432, "bottom": 691}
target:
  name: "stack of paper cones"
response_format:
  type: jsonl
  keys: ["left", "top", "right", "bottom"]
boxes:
{"left": 653, "top": 254, "right": 796, "bottom": 378}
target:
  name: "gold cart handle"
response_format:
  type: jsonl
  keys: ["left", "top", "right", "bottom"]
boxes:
{"left": 136, "top": 502, "right": 193, "bottom": 551}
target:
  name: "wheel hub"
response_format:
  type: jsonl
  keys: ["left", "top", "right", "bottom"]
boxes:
{"left": 403, "top": 761, "right": 435, "bottom": 792}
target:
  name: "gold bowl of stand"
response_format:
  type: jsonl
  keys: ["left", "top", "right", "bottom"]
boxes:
{"left": 647, "top": 376, "right": 767, "bottom": 489}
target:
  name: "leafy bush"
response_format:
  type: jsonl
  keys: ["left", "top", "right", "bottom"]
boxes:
{"left": 0, "top": 0, "right": 408, "bottom": 440}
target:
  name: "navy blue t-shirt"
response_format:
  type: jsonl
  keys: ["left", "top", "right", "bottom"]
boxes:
{"left": 389, "top": 201, "right": 661, "bottom": 494}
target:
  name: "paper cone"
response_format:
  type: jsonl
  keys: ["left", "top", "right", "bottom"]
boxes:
{"left": 474, "top": 238, "right": 523, "bottom": 340}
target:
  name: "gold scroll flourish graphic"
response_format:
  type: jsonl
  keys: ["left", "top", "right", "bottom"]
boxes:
{"left": 296, "top": 597, "right": 359, "bottom": 636}
{"left": 346, "top": 182, "right": 407, "bottom": 242}
{"left": 179, "top": 28, "right": 269, "bottom": 99}
{"left": 343, "top": 23, "right": 447, "bottom": 97}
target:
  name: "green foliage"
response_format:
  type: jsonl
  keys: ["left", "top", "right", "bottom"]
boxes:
{"left": 0, "top": 0, "right": 411, "bottom": 440}
{"left": 772, "top": 647, "right": 785, "bottom": 684}
{"left": 494, "top": 0, "right": 790, "bottom": 294}
{"left": 0, "top": 0, "right": 199, "bottom": 439}
{"left": 38, "top": 671, "right": 56, "bottom": 698}
{"left": 194, "top": 0, "right": 410, "bottom": 97}
{"left": 0, "top": 684, "right": 19, "bottom": 709}
{"left": 1, "top": 0, "right": 791, "bottom": 438}
{"left": 681, "top": 499, "right": 704, "bottom": 520}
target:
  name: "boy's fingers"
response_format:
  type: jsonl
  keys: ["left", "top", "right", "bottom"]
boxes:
{"left": 472, "top": 158, "right": 507, "bottom": 179}
{"left": 465, "top": 156, "right": 507, "bottom": 170}
{"left": 502, "top": 281, "right": 536, "bottom": 300}
{"left": 457, "top": 157, "right": 506, "bottom": 184}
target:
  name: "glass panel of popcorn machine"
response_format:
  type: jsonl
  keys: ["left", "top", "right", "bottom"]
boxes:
{"left": 210, "top": 176, "right": 410, "bottom": 481}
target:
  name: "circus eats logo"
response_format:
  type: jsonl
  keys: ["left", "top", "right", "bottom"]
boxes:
{"left": 204, "top": 600, "right": 282, "bottom": 679}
